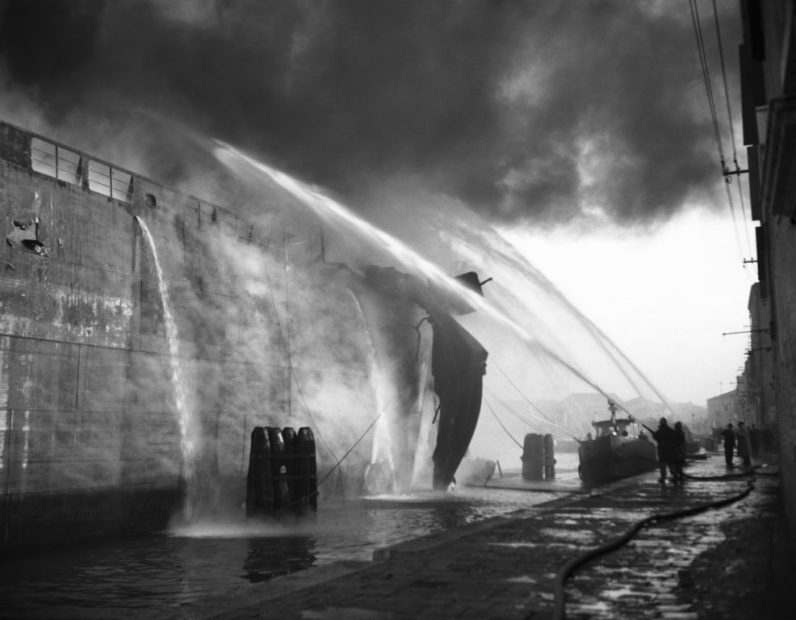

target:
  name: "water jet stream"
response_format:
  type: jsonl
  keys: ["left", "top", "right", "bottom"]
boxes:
{"left": 213, "top": 142, "right": 613, "bottom": 404}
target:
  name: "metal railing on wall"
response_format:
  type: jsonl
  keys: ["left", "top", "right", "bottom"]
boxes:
{"left": 30, "top": 137, "right": 133, "bottom": 204}
{"left": 4, "top": 120, "right": 315, "bottom": 253}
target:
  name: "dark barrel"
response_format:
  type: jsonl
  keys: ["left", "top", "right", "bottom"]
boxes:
{"left": 245, "top": 426, "right": 274, "bottom": 516}
{"left": 296, "top": 427, "right": 318, "bottom": 514}
{"left": 282, "top": 426, "right": 299, "bottom": 509}
{"left": 543, "top": 433, "right": 556, "bottom": 480}
{"left": 522, "top": 433, "right": 545, "bottom": 481}
{"left": 267, "top": 427, "right": 291, "bottom": 512}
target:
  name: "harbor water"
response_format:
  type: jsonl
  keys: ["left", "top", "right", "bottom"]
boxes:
{"left": 0, "top": 454, "right": 580, "bottom": 618}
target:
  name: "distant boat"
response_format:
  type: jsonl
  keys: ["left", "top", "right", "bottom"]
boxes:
{"left": 578, "top": 401, "right": 658, "bottom": 485}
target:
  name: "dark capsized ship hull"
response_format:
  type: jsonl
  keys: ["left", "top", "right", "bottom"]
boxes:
{"left": 578, "top": 435, "right": 658, "bottom": 485}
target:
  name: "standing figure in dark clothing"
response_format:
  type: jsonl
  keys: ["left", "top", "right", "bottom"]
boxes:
{"left": 672, "top": 421, "right": 687, "bottom": 483}
{"left": 736, "top": 421, "right": 752, "bottom": 467}
{"left": 722, "top": 423, "right": 736, "bottom": 468}
{"left": 749, "top": 424, "right": 761, "bottom": 458}
{"left": 646, "top": 418, "right": 677, "bottom": 484}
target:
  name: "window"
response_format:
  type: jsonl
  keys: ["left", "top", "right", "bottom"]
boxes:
{"left": 30, "top": 137, "right": 133, "bottom": 202}
{"left": 30, "top": 138, "right": 82, "bottom": 185}
{"left": 56, "top": 147, "right": 81, "bottom": 184}
{"left": 87, "top": 160, "right": 133, "bottom": 203}
{"left": 87, "top": 160, "right": 112, "bottom": 197}
{"left": 30, "top": 138, "right": 56, "bottom": 177}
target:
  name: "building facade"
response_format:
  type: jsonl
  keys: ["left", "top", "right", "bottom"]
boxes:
{"left": 738, "top": 0, "right": 796, "bottom": 551}
{"left": 706, "top": 389, "right": 743, "bottom": 431}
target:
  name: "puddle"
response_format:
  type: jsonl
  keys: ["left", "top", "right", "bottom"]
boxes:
{"left": 538, "top": 528, "right": 598, "bottom": 543}
{"left": 302, "top": 608, "right": 393, "bottom": 619}
{"left": 506, "top": 575, "right": 537, "bottom": 584}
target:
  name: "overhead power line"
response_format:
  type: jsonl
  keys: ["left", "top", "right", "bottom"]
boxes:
{"left": 710, "top": 0, "right": 753, "bottom": 258}
{"left": 689, "top": 0, "right": 754, "bottom": 266}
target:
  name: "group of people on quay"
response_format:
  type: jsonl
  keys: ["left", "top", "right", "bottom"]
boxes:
{"left": 719, "top": 421, "right": 757, "bottom": 468}
{"left": 643, "top": 418, "right": 688, "bottom": 485}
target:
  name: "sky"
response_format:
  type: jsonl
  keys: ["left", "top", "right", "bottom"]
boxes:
{"left": 0, "top": 0, "right": 753, "bottom": 407}
{"left": 508, "top": 209, "right": 756, "bottom": 404}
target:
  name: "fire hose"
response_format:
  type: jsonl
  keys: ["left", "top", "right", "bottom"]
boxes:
{"left": 548, "top": 466, "right": 776, "bottom": 620}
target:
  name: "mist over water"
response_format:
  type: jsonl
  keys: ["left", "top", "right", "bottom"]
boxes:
{"left": 115, "top": 136, "right": 674, "bottom": 532}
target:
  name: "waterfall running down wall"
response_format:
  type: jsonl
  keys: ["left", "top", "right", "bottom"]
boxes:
{"left": 347, "top": 291, "right": 397, "bottom": 493}
{"left": 134, "top": 216, "right": 198, "bottom": 519}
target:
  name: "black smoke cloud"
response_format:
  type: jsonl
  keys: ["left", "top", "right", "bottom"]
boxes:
{"left": 0, "top": 0, "right": 740, "bottom": 225}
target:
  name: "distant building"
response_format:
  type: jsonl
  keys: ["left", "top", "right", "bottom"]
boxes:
{"left": 706, "top": 390, "right": 742, "bottom": 431}
{"left": 740, "top": 283, "right": 775, "bottom": 429}
{"left": 737, "top": 0, "right": 796, "bottom": 555}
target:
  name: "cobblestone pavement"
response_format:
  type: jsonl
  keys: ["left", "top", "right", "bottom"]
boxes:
{"left": 186, "top": 456, "right": 792, "bottom": 620}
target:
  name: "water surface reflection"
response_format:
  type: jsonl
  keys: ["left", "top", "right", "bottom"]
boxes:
{"left": 0, "top": 474, "right": 573, "bottom": 618}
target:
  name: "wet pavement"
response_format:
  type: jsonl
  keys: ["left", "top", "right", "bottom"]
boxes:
{"left": 179, "top": 455, "right": 793, "bottom": 619}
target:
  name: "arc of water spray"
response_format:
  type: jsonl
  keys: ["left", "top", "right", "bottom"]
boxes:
{"left": 484, "top": 235, "right": 674, "bottom": 414}
{"left": 213, "top": 142, "right": 613, "bottom": 402}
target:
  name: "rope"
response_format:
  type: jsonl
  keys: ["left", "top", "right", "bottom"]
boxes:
{"left": 549, "top": 467, "right": 765, "bottom": 620}
{"left": 262, "top": 258, "right": 340, "bottom": 462}
{"left": 483, "top": 396, "right": 523, "bottom": 449}
{"left": 272, "top": 416, "right": 382, "bottom": 511}
{"left": 484, "top": 386, "right": 546, "bottom": 434}
{"left": 316, "top": 413, "right": 382, "bottom": 488}
{"left": 491, "top": 360, "right": 583, "bottom": 442}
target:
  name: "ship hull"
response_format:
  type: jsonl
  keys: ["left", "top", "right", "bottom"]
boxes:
{"left": 1, "top": 120, "right": 482, "bottom": 548}
{"left": 0, "top": 121, "right": 317, "bottom": 548}
{"left": 578, "top": 435, "right": 658, "bottom": 485}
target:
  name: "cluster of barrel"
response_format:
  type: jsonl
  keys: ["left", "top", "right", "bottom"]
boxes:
{"left": 521, "top": 433, "right": 556, "bottom": 481}
{"left": 246, "top": 426, "right": 317, "bottom": 518}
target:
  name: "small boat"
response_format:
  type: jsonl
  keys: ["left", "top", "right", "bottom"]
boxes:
{"left": 578, "top": 401, "right": 658, "bottom": 485}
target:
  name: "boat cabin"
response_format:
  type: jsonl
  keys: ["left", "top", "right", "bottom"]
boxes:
{"left": 592, "top": 417, "right": 635, "bottom": 438}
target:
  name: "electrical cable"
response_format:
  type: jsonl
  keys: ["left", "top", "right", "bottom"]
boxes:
{"left": 710, "top": 0, "right": 754, "bottom": 257}
{"left": 689, "top": 0, "right": 724, "bottom": 165}
{"left": 688, "top": 0, "right": 751, "bottom": 267}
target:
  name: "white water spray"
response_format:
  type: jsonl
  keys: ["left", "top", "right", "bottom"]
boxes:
{"left": 346, "top": 290, "right": 396, "bottom": 491}
{"left": 134, "top": 216, "right": 197, "bottom": 519}
{"left": 214, "top": 142, "right": 612, "bottom": 401}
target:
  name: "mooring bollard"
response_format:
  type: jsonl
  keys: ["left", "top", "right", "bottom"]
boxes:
{"left": 522, "top": 433, "right": 545, "bottom": 480}
{"left": 282, "top": 426, "right": 299, "bottom": 510}
{"left": 245, "top": 426, "right": 274, "bottom": 517}
{"left": 267, "top": 427, "right": 291, "bottom": 512}
{"left": 246, "top": 425, "right": 317, "bottom": 518}
{"left": 544, "top": 433, "right": 556, "bottom": 480}
{"left": 296, "top": 427, "right": 318, "bottom": 514}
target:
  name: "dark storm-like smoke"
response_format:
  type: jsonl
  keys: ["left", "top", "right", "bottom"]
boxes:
{"left": 0, "top": 0, "right": 739, "bottom": 225}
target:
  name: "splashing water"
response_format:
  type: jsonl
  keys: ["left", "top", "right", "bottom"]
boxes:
{"left": 134, "top": 216, "right": 198, "bottom": 519}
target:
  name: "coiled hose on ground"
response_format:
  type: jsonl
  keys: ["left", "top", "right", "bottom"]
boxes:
{"left": 548, "top": 465, "right": 777, "bottom": 620}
